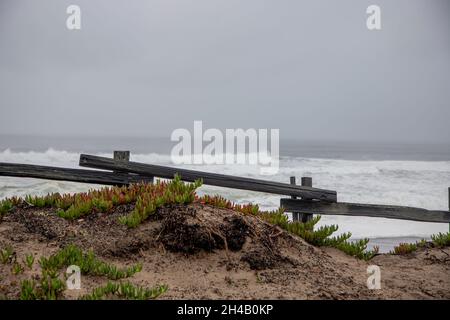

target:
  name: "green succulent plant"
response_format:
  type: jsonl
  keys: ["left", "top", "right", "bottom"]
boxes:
{"left": 0, "top": 245, "right": 14, "bottom": 264}
{"left": 12, "top": 262, "right": 24, "bottom": 275}
{"left": 80, "top": 281, "right": 168, "bottom": 300}
{"left": 24, "top": 253, "right": 35, "bottom": 269}
{"left": 39, "top": 244, "right": 142, "bottom": 280}
{"left": 431, "top": 232, "right": 450, "bottom": 247}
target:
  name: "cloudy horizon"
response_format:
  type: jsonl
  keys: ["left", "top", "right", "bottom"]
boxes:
{"left": 1, "top": 0, "right": 449, "bottom": 144}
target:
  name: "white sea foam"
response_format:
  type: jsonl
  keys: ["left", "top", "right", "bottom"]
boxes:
{"left": 1, "top": 149, "right": 449, "bottom": 240}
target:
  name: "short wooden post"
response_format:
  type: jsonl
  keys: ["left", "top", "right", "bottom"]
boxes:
{"left": 112, "top": 151, "right": 129, "bottom": 185}
{"left": 113, "top": 151, "right": 130, "bottom": 163}
{"left": 113, "top": 151, "right": 153, "bottom": 184}
{"left": 113, "top": 151, "right": 130, "bottom": 185}
{"left": 300, "top": 177, "right": 313, "bottom": 223}
{"left": 290, "top": 176, "right": 299, "bottom": 222}
{"left": 448, "top": 187, "right": 450, "bottom": 231}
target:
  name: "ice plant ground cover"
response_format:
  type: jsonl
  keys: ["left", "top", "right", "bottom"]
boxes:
{"left": 0, "top": 244, "right": 167, "bottom": 300}
{"left": 390, "top": 232, "right": 450, "bottom": 255}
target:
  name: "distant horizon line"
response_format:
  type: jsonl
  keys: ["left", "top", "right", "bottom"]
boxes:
{"left": 1, "top": 132, "right": 449, "bottom": 147}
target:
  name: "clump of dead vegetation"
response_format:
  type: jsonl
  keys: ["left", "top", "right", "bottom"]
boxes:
{"left": 198, "top": 195, "right": 379, "bottom": 260}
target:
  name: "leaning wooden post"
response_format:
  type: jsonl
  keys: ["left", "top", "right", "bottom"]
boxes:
{"left": 300, "top": 177, "right": 313, "bottom": 223}
{"left": 290, "top": 176, "right": 299, "bottom": 222}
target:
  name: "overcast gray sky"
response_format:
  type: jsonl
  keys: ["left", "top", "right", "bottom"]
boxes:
{"left": 0, "top": 0, "right": 449, "bottom": 143}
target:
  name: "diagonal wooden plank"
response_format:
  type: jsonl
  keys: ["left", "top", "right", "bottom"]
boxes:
{"left": 79, "top": 154, "right": 338, "bottom": 202}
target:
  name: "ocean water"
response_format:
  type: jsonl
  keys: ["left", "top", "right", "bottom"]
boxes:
{"left": 0, "top": 135, "right": 449, "bottom": 252}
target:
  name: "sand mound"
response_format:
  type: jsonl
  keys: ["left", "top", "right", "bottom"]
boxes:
{"left": 0, "top": 203, "right": 449, "bottom": 299}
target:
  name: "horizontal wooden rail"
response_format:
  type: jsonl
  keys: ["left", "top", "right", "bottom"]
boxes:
{"left": 0, "top": 162, "right": 153, "bottom": 186}
{"left": 280, "top": 198, "right": 450, "bottom": 223}
{"left": 79, "top": 154, "right": 338, "bottom": 202}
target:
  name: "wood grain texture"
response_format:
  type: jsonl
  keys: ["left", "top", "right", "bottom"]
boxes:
{"left": 280, "top": 198, "right": 450, "bottom": 223}
{"left": 79, "top": 154, "right": 338, "bottom": 202}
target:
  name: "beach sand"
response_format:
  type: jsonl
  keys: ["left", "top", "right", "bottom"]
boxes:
{"left": 0, "top": 203, "right": 449, "bottom": 300}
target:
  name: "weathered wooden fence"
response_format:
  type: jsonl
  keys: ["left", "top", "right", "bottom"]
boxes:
{"left": 78, "top": 153, "right": 450, "bottom": 225}
{"left": 78, "top": 154, "right": 337, "bottom": 201}
{"left": 0, "top": 150, "right": 449, "bottom": 225}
